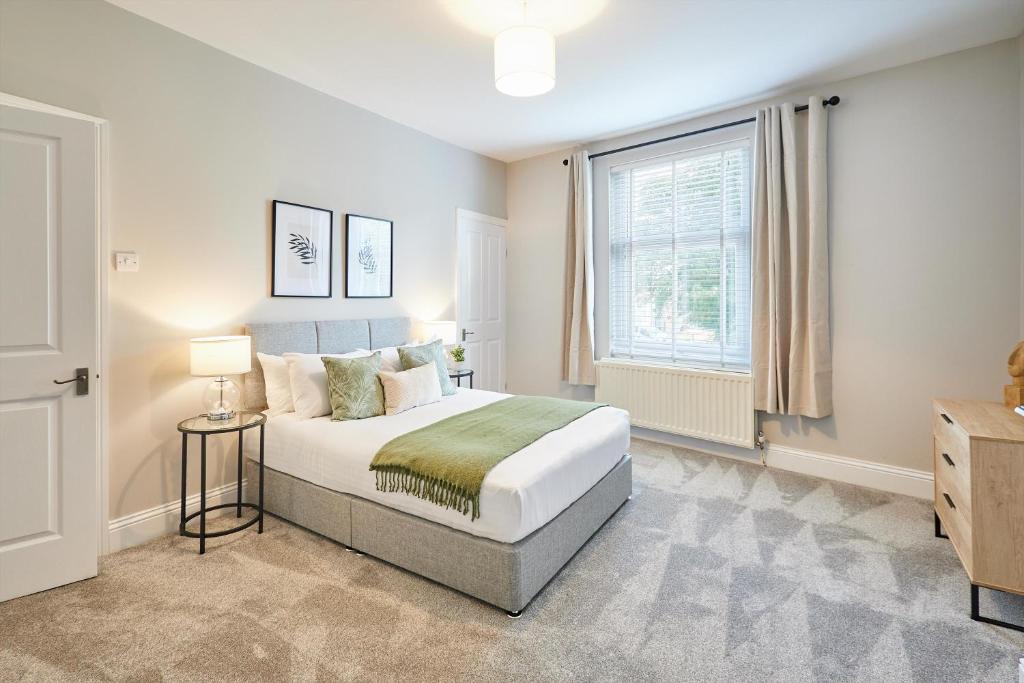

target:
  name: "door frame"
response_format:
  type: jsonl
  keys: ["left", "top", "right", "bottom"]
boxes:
{"left": 1, "top": 92, "right": 111, "bottom": 556}
{"left": 454, "top": 208, "right": 508, "bottom": 390}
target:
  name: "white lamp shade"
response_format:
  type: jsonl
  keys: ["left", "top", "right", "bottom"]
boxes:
{"left": 421, "top": 320, "right": 458, "bottom": 346}
{"left": 494, "top": 25, "right": 555, "bottom": 97}
{"left": 189, "top": 336, "right": 252, "bottom": 376}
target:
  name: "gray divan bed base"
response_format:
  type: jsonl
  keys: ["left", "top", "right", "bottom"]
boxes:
{"left": 245, "top": 454, "right": 632, "bottom": 614}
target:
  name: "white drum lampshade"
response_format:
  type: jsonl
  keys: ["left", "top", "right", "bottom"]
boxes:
{"left": 494, "top": 25, "right": 556, "bottom": 97}
{"left": 189, "top": 335, "right": 251, "bottom": 420}
{"left": 421, "top": 320, "right": 458, "bottom": 346}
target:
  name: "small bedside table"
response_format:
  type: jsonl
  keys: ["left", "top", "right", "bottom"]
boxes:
{"left": 449, "top": 369, "right": 474, "bottom": 389}
{"left": 177, "top": 411, "right": 266, "bottom": 554}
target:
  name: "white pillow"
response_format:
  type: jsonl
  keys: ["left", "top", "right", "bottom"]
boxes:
{"left": 257, "top": 352, "right": 294, "bottom": 416}
{"left": 284, "top": 351, "right": 371, "bottom": 419}
{"left": 378, "top": 361, "right": 442, "bottom": 416}
{"left": 356, "top": 346, "right": 402, "bottom": 373}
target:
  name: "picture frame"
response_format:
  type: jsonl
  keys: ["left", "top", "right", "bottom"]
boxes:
{"left": 271, "top": 200, "right": 333, "bottom": 298}
{"left": 345, "top": 214, "right": 393, "bottom": 298}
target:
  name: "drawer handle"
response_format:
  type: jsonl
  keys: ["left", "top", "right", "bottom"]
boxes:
{"left": 941, "top": 452, "right": 955, "bottom": 467}
{"left": 943, "top": 492, "right": 956, "bottom": 509}
{"left": 940, "top": 413, "right": 953, "bottom": 425}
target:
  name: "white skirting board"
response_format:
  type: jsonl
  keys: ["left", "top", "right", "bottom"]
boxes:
{"left": 107, "top": 480, "right": 246, "bottom": 554}
{"left": 632, "top": 427, "right": 933, "bottom": 499}
{"left": 765, "top": 443, "right": 933, "bottom": 499}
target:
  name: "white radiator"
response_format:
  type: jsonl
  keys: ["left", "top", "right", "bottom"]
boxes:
{"left": 595, "top": 359, "right": 756, "bottom": 448}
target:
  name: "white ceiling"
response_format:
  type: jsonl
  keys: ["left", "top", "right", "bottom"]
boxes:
{"left": 107, "top": 0, "right": 1024, "bottom": 162}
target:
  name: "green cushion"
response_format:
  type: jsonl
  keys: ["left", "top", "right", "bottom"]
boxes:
{"left": 322, "top": 353, "right": 384, "bottom": 420}
{"left": 398, "top": 339, "right": 456, "bottom": 396}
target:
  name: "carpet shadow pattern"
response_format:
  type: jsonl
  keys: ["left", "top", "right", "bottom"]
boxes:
{"left": 2, "top": 438, "right": 1023, "bottom": 681}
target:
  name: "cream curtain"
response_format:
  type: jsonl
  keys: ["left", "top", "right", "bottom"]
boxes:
{"left": 563, "top": 149, "right": 596, "bottom": 386}
{"left": 752, "top": 97, "right": 833, "bottom": 417}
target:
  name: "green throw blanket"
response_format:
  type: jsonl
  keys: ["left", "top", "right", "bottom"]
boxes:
{"left": 369, "top": 396, "right": 606, "bottom": 520}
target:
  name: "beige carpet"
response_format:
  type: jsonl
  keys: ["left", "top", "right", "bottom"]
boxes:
{"left": 2, "top": 438, "right": 1023, "bottom": 682}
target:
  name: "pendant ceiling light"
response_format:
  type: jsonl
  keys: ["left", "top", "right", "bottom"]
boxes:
{"left": 494, "top": 1, "right": 555, "bottom": 97}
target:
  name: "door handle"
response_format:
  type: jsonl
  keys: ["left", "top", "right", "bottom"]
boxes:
{"left": 462, "top": 328, "right": 476, "bottom": 342}
{"left": 53, "top": 367, "right": 89, "bottom": 396}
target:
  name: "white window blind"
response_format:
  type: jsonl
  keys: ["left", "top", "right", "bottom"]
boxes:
{"left": 609, "top": 139, "right": 751, "bottom": 370}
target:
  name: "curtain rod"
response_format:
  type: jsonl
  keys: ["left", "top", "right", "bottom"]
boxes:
{"left": 561, "top": 95, "right": 840, "bottom": 166}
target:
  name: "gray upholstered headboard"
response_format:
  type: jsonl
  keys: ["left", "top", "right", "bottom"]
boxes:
{"left": 242, "top": 317, "right": 411, "bottom": 410}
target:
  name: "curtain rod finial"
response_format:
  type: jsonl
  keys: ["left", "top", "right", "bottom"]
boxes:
{"left": 562, "top": 158, "right": 568, "bottom": 166}
{"left": 825, "top": 95, "right": 840, "bottom": 106}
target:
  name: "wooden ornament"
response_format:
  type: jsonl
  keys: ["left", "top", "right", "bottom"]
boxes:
{"left": 1004, "top": 341, "right": 1024, "bottom": 408}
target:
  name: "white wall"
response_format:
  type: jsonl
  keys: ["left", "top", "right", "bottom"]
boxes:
{"left": 507, "top": 38, "right": 1022, "bottom": 474}
{"left": 0, "top": 0, "right": 506, "bottom": 521}
{"left": 506, "top": 149, "right": 595, "bottom": 402}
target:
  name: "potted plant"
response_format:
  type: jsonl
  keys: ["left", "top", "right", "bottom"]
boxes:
{"left": 448, "top": 344, "right": 466, "bottom": 371}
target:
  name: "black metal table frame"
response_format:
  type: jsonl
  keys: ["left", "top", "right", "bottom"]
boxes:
{"left": 935, "top": 510, "right": 1024, "bottom": 632}
{"left": 180, "top": 418, "right": 265, "bottom": 554}
{"left": 450, "top": 369, "right": 474, "bottom": 389}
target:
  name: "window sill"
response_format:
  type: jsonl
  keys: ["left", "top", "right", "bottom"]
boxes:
{"left": 597, "top": 357, "right": 751, "bottom": 377}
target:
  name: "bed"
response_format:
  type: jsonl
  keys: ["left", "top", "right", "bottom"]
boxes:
{"left": 240, "top": 317, "right": 632, "bottom": 615}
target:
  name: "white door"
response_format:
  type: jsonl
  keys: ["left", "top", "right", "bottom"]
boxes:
{"left": 0, "top": 102, "right": 99, "bottom": 601}
{"left": 456, "top": 210, "right": 506, "bottom": 392}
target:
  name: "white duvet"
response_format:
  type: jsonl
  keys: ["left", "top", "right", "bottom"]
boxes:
{"left": 244, "top": 388, "right": 630, "bottom": 543}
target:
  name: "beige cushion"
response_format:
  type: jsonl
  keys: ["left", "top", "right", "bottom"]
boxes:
{"left": 257, "top": 352, "right": 294, "bottom": 416}
{"left": 284, "top": 350, "right": 372, "bottom": 419}
{"left": 378, "top": 362, "right": 443, "bottom": 416}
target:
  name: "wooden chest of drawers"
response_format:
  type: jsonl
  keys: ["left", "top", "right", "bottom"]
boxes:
{"left": 933, "top": 399, "right": 1024, "bottom": 630}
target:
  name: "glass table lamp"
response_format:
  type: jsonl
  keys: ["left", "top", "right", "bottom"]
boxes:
{"left": 189, "top": 335, "right": 251, "bottom": 421}
{"left": 421, "top": 320, "right": 457, "bottom": 346}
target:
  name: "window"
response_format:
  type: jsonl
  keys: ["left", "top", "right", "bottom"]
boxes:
{"left": 609, "top": 139, "right": 751, "bottom": 370}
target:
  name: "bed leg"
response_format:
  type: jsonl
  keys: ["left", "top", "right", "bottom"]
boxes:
{"left": 344, "top": 546, "right": 353, "bottom": 552}
{"left": 506, "top": 610, "right": 523, "bottom": 619}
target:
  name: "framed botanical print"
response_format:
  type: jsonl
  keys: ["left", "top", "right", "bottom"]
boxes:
{"left": 345, "top": 214, "right": 393, "bottom": 298}
{"left": 271, "top": 200, "right": 333, "bottom": 297}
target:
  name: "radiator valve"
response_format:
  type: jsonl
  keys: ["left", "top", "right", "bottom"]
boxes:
{"left": 756, "top": 431, "right": 767, "bottom": 466}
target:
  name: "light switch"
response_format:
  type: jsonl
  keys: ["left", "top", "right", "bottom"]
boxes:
{"left": 114, "top": 251, "right": 139, "bottom": 272}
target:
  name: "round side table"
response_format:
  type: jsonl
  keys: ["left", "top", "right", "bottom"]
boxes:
{"left": 176, "top": 411, "right": 266, "bottom": 554}
{"left": 449, "top": 369, "right": 474, "bottom": 389}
